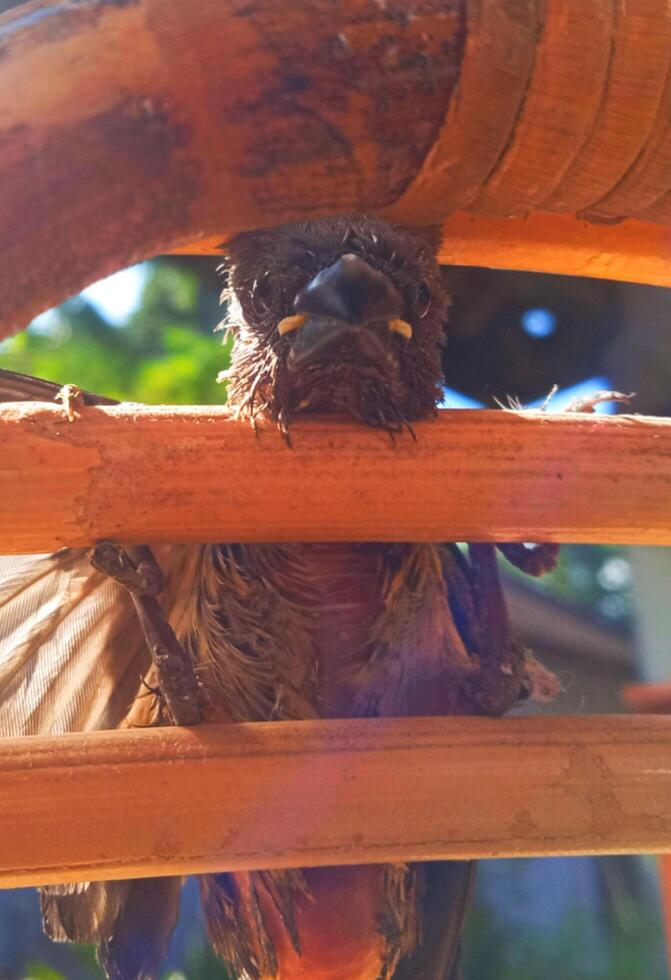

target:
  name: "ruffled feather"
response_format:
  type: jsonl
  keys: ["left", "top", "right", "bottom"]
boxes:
{"left": 0, "top": 549, "right": 149, "bottom": 736}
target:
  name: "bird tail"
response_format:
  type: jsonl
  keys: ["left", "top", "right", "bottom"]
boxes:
{"left": 391, "top": 861, "right": 475, "bottom": 980}
{"left": 40, "top": 878, "right": 182, "bottom": 980}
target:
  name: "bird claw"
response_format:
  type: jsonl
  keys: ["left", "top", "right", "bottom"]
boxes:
{"left": 540, "top": 386, "right": 635, "bottom": 414}
{"left": 497, "top": 542, "right": 559, "bottom": 577}
{"left": 90, "top": 542, "right": 165, "bottom": 596}
{"left": 90, "top": 542, "right": 202, "bottom": 726}
{"left": 563, "top": 389, "right": 634, "bottom": 414}
{"left": 55, "top": 383, "right": 84, "bottom": 422}
{"left": 501, "top": 389, "right": 634, "bottom": 587}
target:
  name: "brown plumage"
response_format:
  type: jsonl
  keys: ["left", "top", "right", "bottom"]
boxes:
{"left": 0, "top": 215, "right": 559, "bottom": 979}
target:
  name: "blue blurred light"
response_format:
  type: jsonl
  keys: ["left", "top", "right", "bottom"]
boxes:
{"left": 439, "top": 387, "right": 483, "bottom": 409}
{"left": 521, "top": 307, "right": 557, "bottom": 338}
{"left": 441, "top": 375, "right": 617, "bottom": 414}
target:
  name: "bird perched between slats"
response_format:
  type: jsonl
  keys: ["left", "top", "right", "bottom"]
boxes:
{"left": 0, "top": 215, "right": 560, "bottom": 980}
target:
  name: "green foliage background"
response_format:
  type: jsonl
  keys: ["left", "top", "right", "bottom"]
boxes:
{"left": 0, "top": 259, "right": 230, "bottom": 405}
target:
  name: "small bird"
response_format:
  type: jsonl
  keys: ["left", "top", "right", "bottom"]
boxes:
{"left": 0, "top": 215, "right": 559, "bottom": 980}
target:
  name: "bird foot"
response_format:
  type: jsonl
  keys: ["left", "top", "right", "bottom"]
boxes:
{"left": 497, "top": 542, "right": 559, "bottom": 577}
{"left": 55, "top": 383, "right": 84, "bottom": 422}
{"left": 91, "top": 542, "right": 165, "bottom": 596}
{"left": 91, "top": 542, "right": 202, "bottom": 726}
{"left": 563, "top": 389, "right": 634, "bottom": 413}
{"left": 540, "top": 384, "right": 634, "bottom": 414}
{"left": 496, "top": 390, "right": 634, "bottom": 584}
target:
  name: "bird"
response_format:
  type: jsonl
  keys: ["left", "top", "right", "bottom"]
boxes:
{"left": 0, "top": 214, "right": 560, "bottom": 980}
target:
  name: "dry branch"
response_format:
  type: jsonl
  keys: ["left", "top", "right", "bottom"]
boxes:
{"left": 1, "top": 715, "right": 671, "bottom": 889}
{"left": 3, "top": 0, "right": 671, "bottom": 334}
{"left": 2, "top": 404, "right": 671, "bottom": 552}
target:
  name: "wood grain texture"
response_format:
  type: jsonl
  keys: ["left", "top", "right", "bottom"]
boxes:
{"left": 1, "top": 715, "right": 671, "bottom": 888}
{"left": 639, "top": 185, "right": 671, "bottom": 226}
{"left": 4, "top": 1, "right": 671, "bottom": 336}
{"left": 583, "top": 5, "right": 671, "bottom": 223}
{"left": 546, "top": 0, "right": 671, "bottom": 214}
{"left": 0, "top": 0, "right": 465, "bottom": 335}
{"left": 1, "top": 404, "right": 671, "bottom": 552}
{"left": 472, "top": 0, "right": 614, "bottom": 216}
{"left": 379, "top": 0, "right": 540, "bottom": 223}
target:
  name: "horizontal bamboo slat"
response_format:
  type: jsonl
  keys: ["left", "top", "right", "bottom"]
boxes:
{"left": 180, "top": 212, "right": 671, "bottom": 290}
{"left": 1, "top": 404, "right": 671, "bottom": 552}
{"left": 1, "top": 715, "right": 671, "bottom": 889}
{"left": 3, "top": 0, "right": 671, "bottom": 335}
{"left": 623, "top": 683, "right": 671, "bottom": 715}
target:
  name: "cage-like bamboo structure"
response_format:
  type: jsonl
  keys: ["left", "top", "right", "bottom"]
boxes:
{"left": 2, "top": 0, "right": 671, "bottom": 886}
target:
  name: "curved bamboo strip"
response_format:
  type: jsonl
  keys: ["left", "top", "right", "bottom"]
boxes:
{"left": 2, "top": 0, "right": 671, "bottom": 337}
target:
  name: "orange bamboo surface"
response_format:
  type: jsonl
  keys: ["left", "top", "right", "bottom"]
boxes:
{"left": 1, "top": 404, "right": 671, "bottom": 552}
{"left": 179, "top": 212, "right": 671, "bottom": 290}
{"left": 623, "top": 683, "right": 671, "bottom": 715}
{"left": 3, "top": 0, "right": 671, "bottom": 336}
{"left": 1, "top": 715, "right": 671, "bottom": 889}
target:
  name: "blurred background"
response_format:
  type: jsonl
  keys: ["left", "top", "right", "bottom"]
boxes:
{"left": 0, "top": 254, "right": 670, "bottom": 978}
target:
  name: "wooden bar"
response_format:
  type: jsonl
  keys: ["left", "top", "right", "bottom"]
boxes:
{"left": 180, "top": 212, "right": 671, "bottom": 289}
{"left": 435, "top": 212, "right": 671, "bottom": 289}
{"left": 3, "top": 1, "right": 671, "bottom": 336}
{"left": 1, "top": 404, "right": 671, "bottom": 552}
{"left": 623, "top": 683, "right": 671, "bottom": 715}
{"left": 1, "top": 715, "right": 671, "bottom": 889}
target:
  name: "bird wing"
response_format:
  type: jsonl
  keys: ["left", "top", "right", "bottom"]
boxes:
{"left": 0, "top": 368, "right": 148, "bottom": 736}
{"left": 0, "top": 543, "right": 193, "bottom": 974}
{"left": 0, "top": 548, "right": 151, "bottom": 736}
{"left": 0, "top": 369, "right": 187, "bottom": 976}
{"left": 0, "top": 366, "right": 118, "bottom": 405}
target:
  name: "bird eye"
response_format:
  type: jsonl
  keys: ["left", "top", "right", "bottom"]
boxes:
{"left": 417, "top": 279, "right": 432, "bottom": 318}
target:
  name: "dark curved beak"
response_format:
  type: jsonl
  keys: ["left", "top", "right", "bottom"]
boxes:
{"left": 295, "top": 253, "right": 402, "bottom": 324}
{"left": 285, "top": 254, "right": 405, "bottom": 369}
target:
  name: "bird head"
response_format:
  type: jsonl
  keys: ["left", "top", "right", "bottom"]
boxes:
{"left": 222, "top": 215, "right": 448, "bottom": 434}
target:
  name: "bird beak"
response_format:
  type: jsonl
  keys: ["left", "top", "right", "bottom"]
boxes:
{"left": 388, "top": 318, "right": 413, "bottom": 340}
{"left": 278, "top": 314, "right": 413, "bottom": 340}
{"left": 278, "top": 315, "right": 308, "bottom": 336}
{"left": 277, "top": 254, "right": 412, "bottom": 368}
